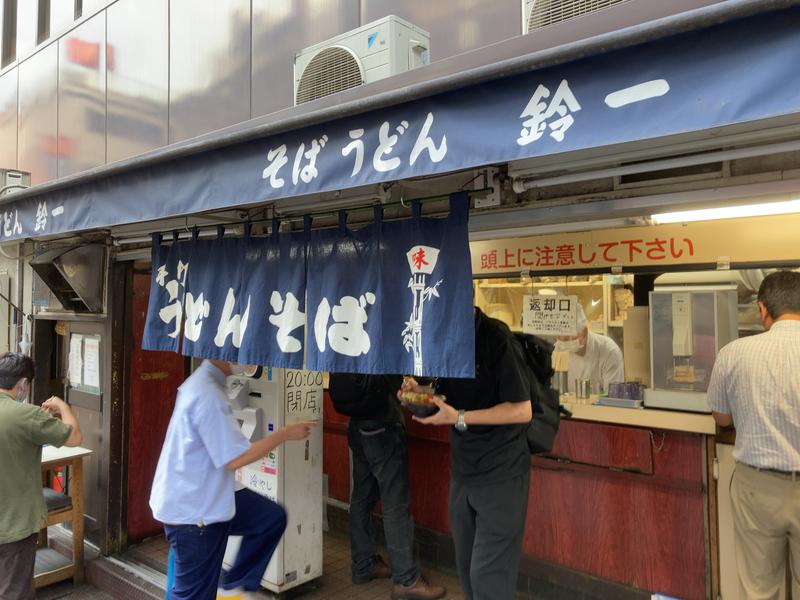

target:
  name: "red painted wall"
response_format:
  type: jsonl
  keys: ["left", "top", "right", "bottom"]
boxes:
{"left": 126, "top": 273, "right": 186, "bottom": 543}
{"left": 322, "top": 391, "right": 351, "bottom": 503}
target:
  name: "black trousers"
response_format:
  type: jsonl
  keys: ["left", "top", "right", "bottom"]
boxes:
{"left": 348, "top": 419, "right": 419, "bottom": 586}
{"left": 449, "top": 471, "right": 530, "bottom": 600}
{"left": 0, "top": 533, "right": 37, "bottom": 600}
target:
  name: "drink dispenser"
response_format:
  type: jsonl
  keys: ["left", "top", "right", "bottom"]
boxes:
{"left": 644, "top": 286, "right": 738, "bottom": 412}
{"left": 222, "top": 366, "right": 324, "bottom": 593}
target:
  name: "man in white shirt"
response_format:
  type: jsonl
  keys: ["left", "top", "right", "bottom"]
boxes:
{"left": 149, "top": 360, "right": 314, "bottom": 600}
{"left": 708, "top": 270, "right": 800, "bottom": 600}
{"left": 555, "top": 303, "right": 624, "bottom": 395}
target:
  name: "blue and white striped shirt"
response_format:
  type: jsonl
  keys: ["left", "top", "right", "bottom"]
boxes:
{"left": 708, "top": 320, "right": 800, "bottom": 471}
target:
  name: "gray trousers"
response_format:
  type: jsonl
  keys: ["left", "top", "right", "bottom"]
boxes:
{"left": 449, "top": 471, "right": 530, "bottom": 600}
{"left": 0, "top": 533, "right": 37, "bottom": 600}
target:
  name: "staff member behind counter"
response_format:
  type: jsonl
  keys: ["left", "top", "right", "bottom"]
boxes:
{"left": 555, "top": 303, "right": 624, "bottom": 395}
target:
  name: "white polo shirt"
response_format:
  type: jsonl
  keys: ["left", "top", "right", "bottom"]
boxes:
{"left": 149, "top": 360, "right": 250, "bottom": 525}
{"left": 708, "top": 320, "right": 800, "bottom": 471}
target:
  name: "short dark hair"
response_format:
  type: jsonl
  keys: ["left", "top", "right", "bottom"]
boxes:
{"left": 0, "top": 352, "right": 35, "bottom": 390}
{"left": 757, "top": 270, "right": 800, "bottom": 319}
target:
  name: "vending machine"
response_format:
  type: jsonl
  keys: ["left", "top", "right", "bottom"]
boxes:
{"left": 222, "top": 365, "right": 324, "bottom": 594}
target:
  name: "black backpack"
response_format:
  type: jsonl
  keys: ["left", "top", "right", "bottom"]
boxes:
{"left": 513, "top": 332, "right": 565, "bottom": 454}
{"left": 328, "top": 373, "right": 400, "bottom": 420}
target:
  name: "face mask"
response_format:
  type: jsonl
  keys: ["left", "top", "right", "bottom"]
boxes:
{"left": 16, "top": 380, "right": 28, "bottom": 403}
{"left": 555, "top": 338, "right": 583, "bottom": 353}
{"left": 228, "top": 362, "right": 244, "bottom": 376}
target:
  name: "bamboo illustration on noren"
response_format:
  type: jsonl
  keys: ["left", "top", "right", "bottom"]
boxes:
{"left": 402, "top": 245, "right": 443, "bottom": 377}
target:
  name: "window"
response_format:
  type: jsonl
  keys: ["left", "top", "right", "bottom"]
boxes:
{"left": 37, "top": 0, "right": 49, "bottom": 44}
{"left": 1, "top": 0, "right": 16, "bottom": 67}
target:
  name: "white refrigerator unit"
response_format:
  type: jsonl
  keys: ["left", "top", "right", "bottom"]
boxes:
{"left": 223, "top": 366, "right": 324, "bottom": 594}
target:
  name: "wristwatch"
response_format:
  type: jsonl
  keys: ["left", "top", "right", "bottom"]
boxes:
{"left": 455, "top": 409, "right": 467, "bottom": 432}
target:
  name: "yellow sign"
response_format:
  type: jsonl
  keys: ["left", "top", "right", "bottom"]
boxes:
{"left": 470, "top": 213, "right": 800, "bottom": 275}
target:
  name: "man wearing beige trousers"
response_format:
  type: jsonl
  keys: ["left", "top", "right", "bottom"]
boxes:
{"left": 708, "top": 270, "right": 800, "bottom": 599}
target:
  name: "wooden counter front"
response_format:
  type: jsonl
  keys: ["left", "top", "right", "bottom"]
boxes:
{"left": 526, "top": 420, "right": 707, "bottom": 599}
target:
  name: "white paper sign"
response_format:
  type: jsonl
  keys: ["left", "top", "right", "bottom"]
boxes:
{"left": 68, "top": 334, "right": 83, "bottom": 387}
{"left": 523, "top": 294, "right": 579, "bottom": 336}
{"left": 284, "top": 369, "right": 324, "bottom": 420}
{"left": 83, "top": 337, "right": 101, "bottom": 390}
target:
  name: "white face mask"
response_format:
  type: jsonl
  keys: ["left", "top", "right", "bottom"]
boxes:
{"left": 16, "top": 379, "right": 28, "bottom": 403}
{"left": 555, "top": 338, "right": 584, "bottom": 353}
{"left": 228, "top": 362, "right": 244, "bottom": 376}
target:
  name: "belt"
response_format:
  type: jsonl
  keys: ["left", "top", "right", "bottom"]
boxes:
{"left": 741, "top": 462, "right": 800, "bottom": 480}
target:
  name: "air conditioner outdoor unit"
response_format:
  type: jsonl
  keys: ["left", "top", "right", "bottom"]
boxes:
{"left": 522, "top": 0, "right": 632, "bottom": 34}
{"left": 294, "top": 15, "right": 430, "bottom": 106}
{"left": 0, "top": 169, "right": 31, "bottom": 196}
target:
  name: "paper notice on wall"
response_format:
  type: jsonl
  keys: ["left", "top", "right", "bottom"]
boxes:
{"left": 284, "top": 370, "right": 324, "bottom": 421}
{"left": 83, "top": 337, "right": 100, "bottom": 390}
{"left": 523, "top": 294, "right": 579, "bottom": 337}
{"left": 68, "top": 335, "right": 83, "bottom": 387}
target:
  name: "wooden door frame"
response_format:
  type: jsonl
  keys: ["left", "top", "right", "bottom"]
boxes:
{"left": 106, "top": 259, "right": 132, "bottom": 553}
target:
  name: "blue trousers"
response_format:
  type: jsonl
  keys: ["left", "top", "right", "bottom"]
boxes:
{"left": 164, "top": 488, "right": 287, "bottom": 600}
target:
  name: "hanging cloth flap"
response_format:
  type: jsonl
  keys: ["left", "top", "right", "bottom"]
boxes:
{"left": 305, "top": 214, "right": 381, "bottom": 374}
{"left": 305, "top": 191, "right": 474, "bottom": 377}
{"left": 181, "top": 235, "right": 248, "bottom": 361}
{"left": 142, "top": 235, "right": 192, "bottom": 353}
{"left": 239, "top": 230, "right": 307, "bottom": 369}
{"left": 381, "top": 190, "right": 475, "bottom": 377}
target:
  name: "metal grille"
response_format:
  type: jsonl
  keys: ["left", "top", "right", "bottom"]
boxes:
{"left": 528, "top": 0, "right": 631, "bottom": 31}
{"left": 296, "top": 46, "right": 364, "bottom": 105}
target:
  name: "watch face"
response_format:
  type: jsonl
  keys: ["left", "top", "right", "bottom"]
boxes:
{"left": 456, "top": 412, "right": 467, "bottom": 431}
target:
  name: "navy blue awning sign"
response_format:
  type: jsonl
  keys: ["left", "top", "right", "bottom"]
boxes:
{"left": 4, "top": 8, "right": 800, "bottom": 242}
{"left": 142, "top": 193, "right": 475, "bottom": 377}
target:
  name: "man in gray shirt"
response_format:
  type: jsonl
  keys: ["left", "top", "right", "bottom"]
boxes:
{"left": 708, "top": 270, "right": 800, "bottom": 599}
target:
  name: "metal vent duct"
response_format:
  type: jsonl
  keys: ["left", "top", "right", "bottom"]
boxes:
{"left": 30, "top": 245, "right": 106, "bottom": 313}
{"left": 528, "top": 0, "right": 631, "bottom": 32}
{"left": 296, "top": 46, "right": 364, "bottom": 105}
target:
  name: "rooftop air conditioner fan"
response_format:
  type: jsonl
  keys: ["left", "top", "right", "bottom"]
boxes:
{"left": 523, "top": 0, "right": 632, "bottom": 34}
{"left": 294, "top": 15, "right": 430, "bottom": 106}
{"left": 296, "top": 46, "right": 364, "bottom": 105}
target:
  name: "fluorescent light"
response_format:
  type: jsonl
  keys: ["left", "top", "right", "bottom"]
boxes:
{"left": 651, "top": 199, "right": 800, "bottom": 224}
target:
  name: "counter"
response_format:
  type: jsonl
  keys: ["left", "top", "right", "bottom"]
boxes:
{"left": 562, "top": 402, "right": 717, "bottom": 435}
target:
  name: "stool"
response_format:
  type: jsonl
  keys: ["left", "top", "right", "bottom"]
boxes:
{"left": 37, "top": 488, "right": 73, "bottom": 548}
{"left": 34, "top": 487, "right": 78, "bottom": 588}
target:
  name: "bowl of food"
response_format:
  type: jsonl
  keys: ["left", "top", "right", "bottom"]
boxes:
{"left": 399, "top": 380, "right": 443, "bottom": 418}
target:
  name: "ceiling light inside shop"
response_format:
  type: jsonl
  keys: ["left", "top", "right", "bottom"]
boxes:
{"left": 651, "top": 199, "right": 800, "bottom": 224}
